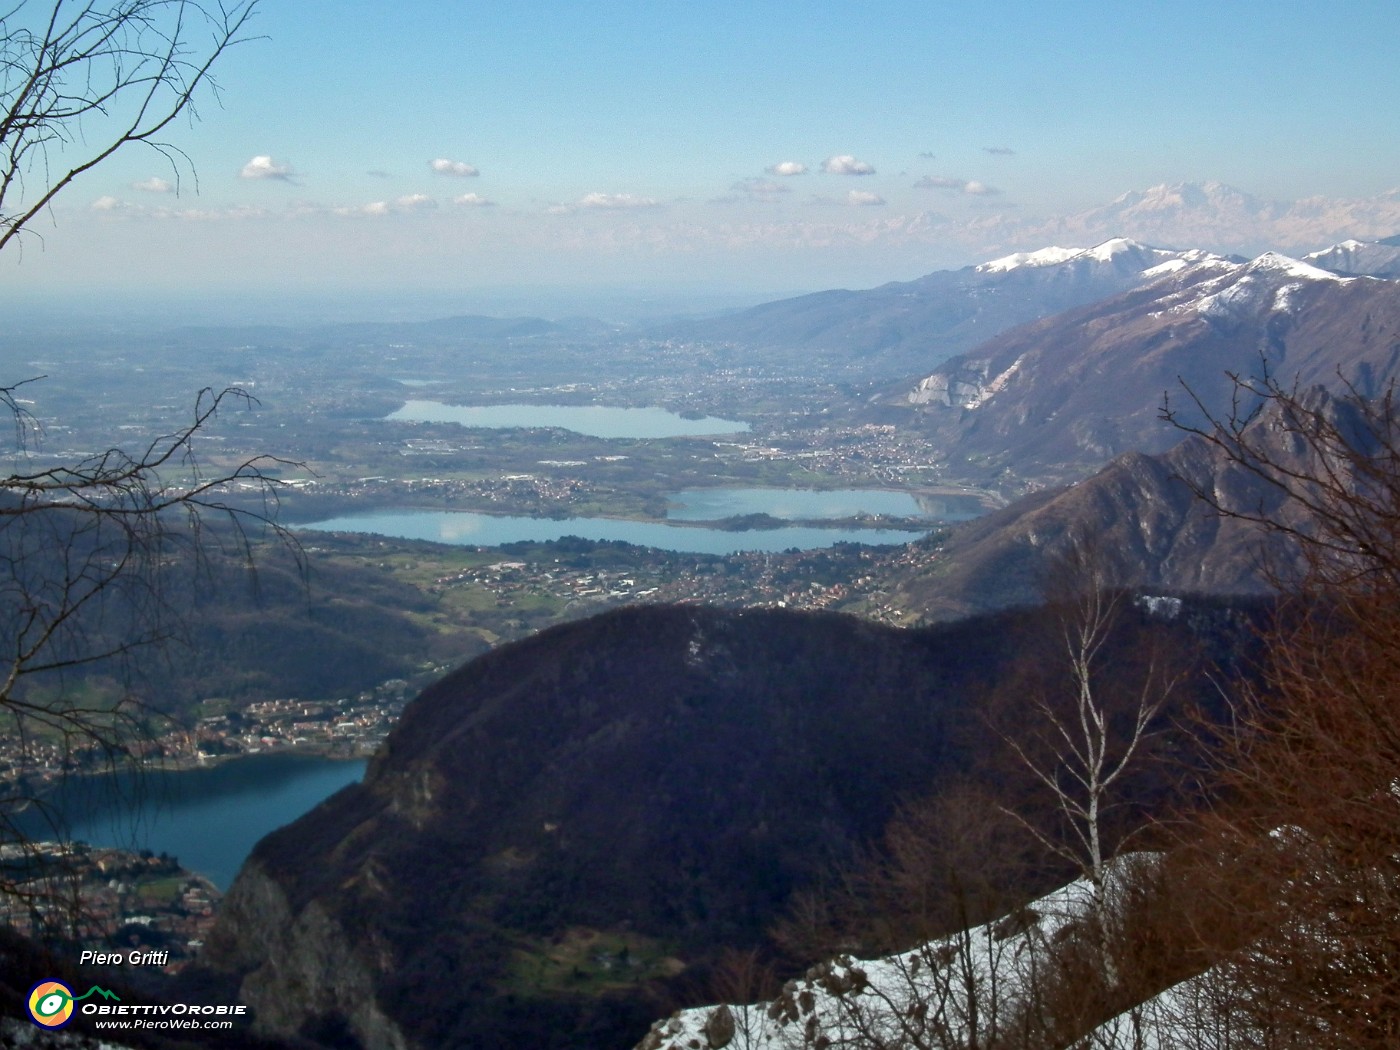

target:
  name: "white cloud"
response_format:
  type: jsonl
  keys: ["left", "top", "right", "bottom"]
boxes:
{"left": 728, "top": 178, "right": 789, "bottom": 201}
{"left": 983, "top": 146, "right": 1016, "bottom": 156}
{"left": 847, "top": 190, "right": 886, "bottom": 206}
{"left": 131, "top": 177, "right": 174, "bottom": 194}
{"left": 90, "top": 197, "right": 278, "bottom": 220}
{"left": 357, "top": 201, "right": 391, "bottom": 216}
{"left": 431, "top": 158, "right": 480, "bottom": 177}
{"left": 808, "top": 190, "right": 889, "bottom": 207}
{"left": 454, "top": 193, "right": 495, "bottom": 207}
{"left": 240, "top": 155, "right": 296, "bottom": 181}
{"left": 822, "top": 154, "right": 875, "bottom": 176}
{"left": 915, "top": 175, "right": 1001, "bottom": 196}
{"left": 766, "top": 161, "right": 808, "bottom": 176}
{"left": 329, "top": 195, "right": 444, "bottom": 216}
{"left": 578, "top": 192, "right": 660, "bottom": 210}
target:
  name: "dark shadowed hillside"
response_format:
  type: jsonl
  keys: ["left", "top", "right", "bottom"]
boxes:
{"left": 889, "top": 387, "right": 1381, "bottom": 619}
{"left": 199, "top": 600, "right": 1257, "bottom": 1049}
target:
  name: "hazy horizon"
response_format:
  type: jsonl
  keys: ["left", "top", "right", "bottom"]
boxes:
{"left": 5, "top": 0, "right": 1400, "bottom": 315}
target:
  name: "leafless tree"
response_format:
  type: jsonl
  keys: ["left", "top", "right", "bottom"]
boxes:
{"left": 0, "top": 384, "right": 294, "bottom": 935}
{"left": 1, "top": 0, "right": 258, "bottom": 252}
{"left": 0, "top": 0, "right": 282, "bottom": 937}
{"left": 1162, "top": 372, "right": 1400, "bottom": 1046}
{"left": 998, "top": 537, "right": 1181, "bottom": 921}
{"left": 761, "top": 787, "right": 1045, "bottom": 1050}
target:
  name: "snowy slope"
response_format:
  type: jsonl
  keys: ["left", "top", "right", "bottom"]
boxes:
{"left": 637, "top": 859, "right": 1157, "bottom": 1050}
{"left": 1304, "top": 238, "right": 1400, "bottom": 278}
{"left": 975, "top": 237, "right": 1223, "bottom": 277}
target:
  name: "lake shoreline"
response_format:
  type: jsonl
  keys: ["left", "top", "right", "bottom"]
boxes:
{"left": 12, "top": 752, "right": 370, "bottom": 890}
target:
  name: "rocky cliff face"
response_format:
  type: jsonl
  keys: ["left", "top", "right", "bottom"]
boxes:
{"left": 205, "top": 859, "right": 407, "bottom": 1049}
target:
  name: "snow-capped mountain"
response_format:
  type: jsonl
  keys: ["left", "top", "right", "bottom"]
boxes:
{"left": 900, "top": 250, "right": 1400, "bottom": 485}
{"left": 1304, "top": 237, "right": 1400, "bottom": 277}
{"left": 1188, "top": 251, "right": 1353, "bottom": 320}
{"left": 1016, "top": 181, "right": 1400, "bottom": 257}
{"left": 659, "top": 238, "right": 1233, "bottom": 377}
{"left": 976, "top": 236, "right": 1219, "bottom": 276}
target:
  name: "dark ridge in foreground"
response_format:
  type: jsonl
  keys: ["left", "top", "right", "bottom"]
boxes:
{"left": 197, "top": 599, "right": 1257, "bottom": 1049}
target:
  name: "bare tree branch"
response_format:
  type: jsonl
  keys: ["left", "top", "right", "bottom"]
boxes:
{"left": 0, "top": 0, "right": 272, "bottom": 935}
{"left": 0, "top": 0, "right": 259, "bottom": 252}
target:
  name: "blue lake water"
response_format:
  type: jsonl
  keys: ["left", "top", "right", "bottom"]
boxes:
{"left": 297, "top": 509, "right": 926, "bottom": 554}
{"left": 17, "top": 754, "right": 366, "bottom": 889}
{"left": 386, "top": 400, "right": 750, "bottom": 438}
{"left": 666, "top": 487, "right": 981, "bottom": 522}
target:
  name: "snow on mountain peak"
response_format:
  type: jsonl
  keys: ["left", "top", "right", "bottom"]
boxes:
{"left": 1303, "top": 239, "right": 1400, "bottom": 278}
{"left": 1246, "top": 251, "right": 1351, "bottom": 282}
{"left": 1082, "top": 236, "right": 1146, "bottom": 261}
{"left": 1186, "top": 251, "right": 1352, "bottom": 321}
{"left": 1140, "top": 249, "right": 1236, "bottom": 281}
{"left": 976, "top": 245, "right": 1084, "bottom": 273}
{"left": 976, "top": 238, "right": 1159, "bottom": 274}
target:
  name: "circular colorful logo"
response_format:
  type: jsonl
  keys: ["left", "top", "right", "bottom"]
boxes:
{"left": 27, "top": 980, "right": 76, "bottom": 1029}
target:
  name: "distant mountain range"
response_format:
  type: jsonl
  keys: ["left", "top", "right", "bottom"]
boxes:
{"left": 1303, "top": 236, "right": 1400, "bottom": 277}
{"left": 964, "top": 181, "right": 1400, "bottom": 262}
{"left": 660, "top": 237, "right": 1237, "bottom": 377}
{"left": 895, "top": 243, "right": 1400, "bottom": 486}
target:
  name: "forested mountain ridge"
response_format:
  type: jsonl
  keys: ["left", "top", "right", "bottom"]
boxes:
{"left": 197, "top": 598, "right": 1256, "bottom": 1049}
{"left": 886, "top": 387, "right": 1374, "bottom": 619}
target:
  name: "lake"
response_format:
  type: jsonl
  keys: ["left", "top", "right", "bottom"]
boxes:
{"left": 666, "top": 487, "right": 982, "bottom": 522}
{"left": 17, "top": 754, "right": 366, "bottom": 889}
{"left": 296, "top": 509, "right": 926, "bottom": 554}
{"left": 386, "top": 400, "right": 750, "bottom": 438}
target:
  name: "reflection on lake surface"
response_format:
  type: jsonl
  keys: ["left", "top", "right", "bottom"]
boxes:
{"left": 297, "top": 509, "right": 926, "bottom": 555}
{"left": 386, "top": 400, "right": 749, "bottom": 438}
{"left": 17, "top": 754, "right": 366, "bottom": 889}
{"left": 666, "top": 487, "right": 983, "bottom": 522}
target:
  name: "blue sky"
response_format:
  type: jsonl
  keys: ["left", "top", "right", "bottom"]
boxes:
{"left": 7, "top": 0, "right": 1400, "bottom": 319}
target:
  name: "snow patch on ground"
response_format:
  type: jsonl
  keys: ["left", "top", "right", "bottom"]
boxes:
{"left": 0, "top": 1017, "right": 134, "bottom": 1050}
{"left": 1135, "top": 594, "right": 1183, "bottom": 619}
{"left": 637, "top": 859, "right": 1157, "bottom": 1050}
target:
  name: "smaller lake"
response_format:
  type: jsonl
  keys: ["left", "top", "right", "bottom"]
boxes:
{"left": 386, "top": 401, "right": 750, "bottom": 439}
{"left": 17, "top": 754, "right": 366, "bottom": 889}
{"left": 297, "top": 509, "right": 926, "bottom": 555}
{"left": 666, "top": 487, "right": 981, "bottom": 522}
